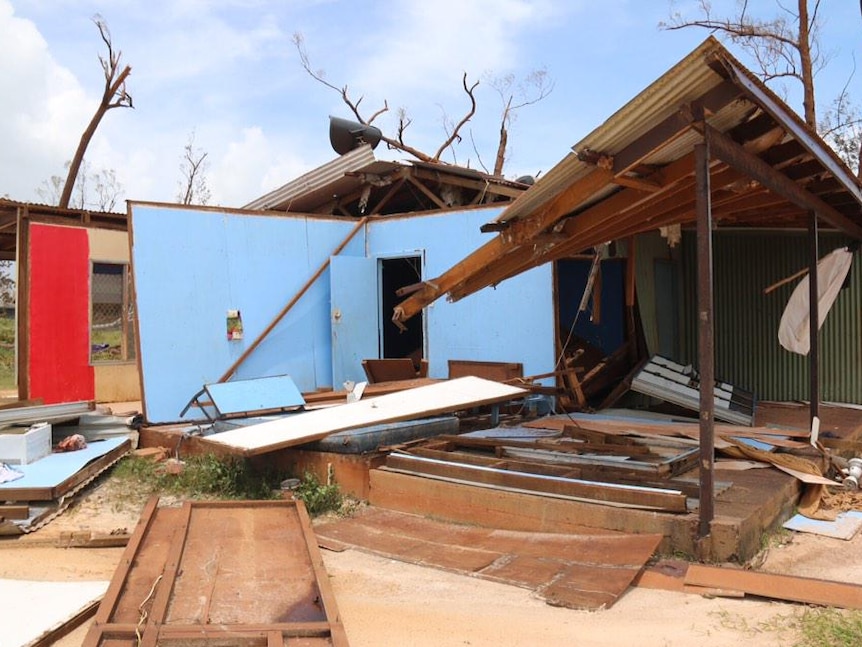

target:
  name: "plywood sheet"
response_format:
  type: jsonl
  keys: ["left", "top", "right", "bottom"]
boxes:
{"left": 202, "top": 376, "right": 526, "bottom": 456}
{"left": 0, "top": 578, "right": 107, "bottom": 647}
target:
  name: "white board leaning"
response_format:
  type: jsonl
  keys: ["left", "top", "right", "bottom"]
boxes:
{"left": 202, "top": 376, "right": 527, "bottom": 456}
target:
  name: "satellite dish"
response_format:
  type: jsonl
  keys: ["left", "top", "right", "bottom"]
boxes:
{"left": 329, "top": 116, "right": 383, "bottom": 155}
{"left": 515, "top": 175, "right": 536, "bottom": 186}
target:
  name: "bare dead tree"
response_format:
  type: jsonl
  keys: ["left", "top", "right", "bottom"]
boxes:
{"left": 177, "top": 131, "right": 211, "bottom": 205}
{"left": 662, "top": 0, "right": 824, "bottom": 128}
{"left": 292, "top": 32, "right": 479, "bottom": 165}
{"left": 488, "top": 69, "right": 554, "bottom": 176}
{"left": 663, "top": 0, "right": 862, "bottom": 172}
{"left": 41, "top": 159, "right": 124, "bottom": 210}
{"left": 59, "top": 14, "right": 132, "bottom": 209}
{"left": 819, "top": 76, "right": 862, "bottom": 178}
{"left": 93, "top": 167, "right": 123, "bottom": 211}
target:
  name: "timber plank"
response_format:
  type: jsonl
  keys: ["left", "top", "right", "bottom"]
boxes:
{"left": 0, "top": 504, "right": 29, "bottom": 519}
{"left": 685, "top": 564, "right": 862, "bottom": 609}
{"left": 525, "top": 416, "right": 809, "bottom": 438}
{"left": 383, "top": 453, "right": 688, "bottom": 512}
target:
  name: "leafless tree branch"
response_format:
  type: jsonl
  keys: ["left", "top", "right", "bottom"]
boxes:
{"left": 661, "top": 0, "right": 825, "bottom": 127}
{"left": 488, "top": 68, "right": 554, "bottom": 175}
{"left": 433, "top": 73, "right": 479, "bottom": 161}
{"left": 177, "top": 130, "right": 211, "bottom": 205}
{"left": 59, "top": 15, "right": 132, "bottom": 209}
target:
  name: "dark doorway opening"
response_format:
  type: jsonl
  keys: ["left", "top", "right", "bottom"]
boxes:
{"left": 380, "top": 256, "right": 424, "bottom": 368}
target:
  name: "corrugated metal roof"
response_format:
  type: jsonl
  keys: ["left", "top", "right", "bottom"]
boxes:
{"left": 394, "top": 36, "right": 862, "bottom": 322}
{"left": 242, "top": 146, "right": 530, "bottom": 215}
{"left": 495, "top": 39, "right": 730, "bottom": 225}
{"left": 242, "top": 144, "right": 377, "bottom": 211}
{"left": 494, "top": 37, "right": 861, "bottom": 227}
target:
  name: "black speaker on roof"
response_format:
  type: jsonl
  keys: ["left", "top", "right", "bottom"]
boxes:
{"left": 329, "top": 116, "right": 383, "bottom": 155}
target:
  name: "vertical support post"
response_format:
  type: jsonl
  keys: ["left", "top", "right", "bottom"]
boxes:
{"left": 625, "top": 236, "right": 638, "bottom": 363}
{"left": 808, "top": 213, "right": 820, "bottom": 425}
{"left": 16, "top": 206, "right": 30, "bottom": 400}
{"left": 695, "top": 139, "right": 715, "bottom": 539}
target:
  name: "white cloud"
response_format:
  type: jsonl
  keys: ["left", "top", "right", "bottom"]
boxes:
{"left": 209, "top": 127, "right": 308, "bottom": 207}
{"left": 0, "top": 0, "right": 93, "bottom": 200}
{"left": 5, "top": 0, "right": 857, "bottom": 210}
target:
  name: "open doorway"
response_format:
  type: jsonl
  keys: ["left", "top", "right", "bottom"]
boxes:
{"left": 380, "top": 256, "right": 424, "bottom": 369}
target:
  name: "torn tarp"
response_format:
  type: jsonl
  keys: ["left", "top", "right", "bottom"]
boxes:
{"left": 778, "top": 247, "right": 854, "bottom": 355}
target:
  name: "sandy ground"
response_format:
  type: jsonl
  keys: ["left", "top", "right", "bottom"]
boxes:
{"left": 3, "top": 474, "right": 862, "bottom": 646}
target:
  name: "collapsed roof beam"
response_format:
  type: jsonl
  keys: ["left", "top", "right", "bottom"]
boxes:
{"left": 705, "top": 125, "right": 862, "bottom": 240}
{"left": 392, "top": 168, "right": 614, "bottom": 325}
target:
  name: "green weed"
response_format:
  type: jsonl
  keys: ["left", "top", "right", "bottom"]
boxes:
{"left": 0, "top": 314, "right": 15, "bottom": 390}
{"left": 793, "top": 607, "right": 862, "bottom": 647}
{"left": 292, "top": 471, "right": 343, "bottom": 515}
{"left": 112, "top": 454, "right": 285, "bottom": 500}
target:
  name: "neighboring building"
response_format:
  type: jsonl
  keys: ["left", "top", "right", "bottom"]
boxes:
{"left": 0, "top": 199, "right": 140, "bottom": 404}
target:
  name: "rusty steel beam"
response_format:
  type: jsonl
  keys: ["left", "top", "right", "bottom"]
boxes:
{"left": 695, "top": 138, "right": 715, "bottom": 540}
{"left": 705, "top": 125, "right": 862, "bottom": 240}
{"left": 809, "top": 214, "right": 820, "bottom": 425}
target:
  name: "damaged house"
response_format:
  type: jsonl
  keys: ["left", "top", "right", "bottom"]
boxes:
{"left": 134, "top": 37, "right": 862, "bottom": 429}
{"left": 130, "top": 145, "right": 539, "bottom": 424}
{"left": 393, "top": 36, "right": 862, "bottom": 414}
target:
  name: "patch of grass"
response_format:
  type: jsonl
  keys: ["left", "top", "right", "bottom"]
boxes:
{"left": 793, "top": 608, "right": 862, "bottom": 647}
{"left": 293, "top": 471, "right": 343, "bottom": 515}
{"left": 0, "top": 314, "right": 15, "bottom": 390}
{"left": 113, "top": 454, "right": 286, "bottom": 500}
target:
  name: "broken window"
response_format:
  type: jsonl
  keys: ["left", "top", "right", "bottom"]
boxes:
{"left": 90, "top": 262, "right": 136, "bottom": 363}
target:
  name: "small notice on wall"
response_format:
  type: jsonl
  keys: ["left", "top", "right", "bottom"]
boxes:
{"left": 226, "top": 309, "right": 244, "bottom": 341}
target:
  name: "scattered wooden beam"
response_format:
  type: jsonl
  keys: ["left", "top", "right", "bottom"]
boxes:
{"left": 685, "top": 564, "right": 862, "bottom": 609}
{"left": 383, "top": 452, "right": 688, "bottom": 512}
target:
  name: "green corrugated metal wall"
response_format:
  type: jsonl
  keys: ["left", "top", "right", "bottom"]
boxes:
{"left": 680, "top": 230, "right": 861, "bottom": 403}
{"left": 635, "top": 231, "right": 683, "bottom": 358}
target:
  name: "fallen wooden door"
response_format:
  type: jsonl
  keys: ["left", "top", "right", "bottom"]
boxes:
{"left": 83, "top": 497, "right": 349, "bottom": 646}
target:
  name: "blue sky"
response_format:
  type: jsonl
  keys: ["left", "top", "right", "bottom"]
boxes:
{"left": 1, "top": 1, "right": 860, "bottom": 208}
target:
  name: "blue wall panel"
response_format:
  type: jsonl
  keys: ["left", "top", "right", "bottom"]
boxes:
{"left": 131, "top": 205, "right": 362, "bottom": 422}
{"left": 133, "top": 204, "right": 555, "bottom": 423}
{"left": 368, "top": 208, "right": 556, "bottom": 381}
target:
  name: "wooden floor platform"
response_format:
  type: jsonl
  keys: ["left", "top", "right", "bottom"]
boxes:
{"left": 139, "top": 402, "right": 862, "bottom": 564}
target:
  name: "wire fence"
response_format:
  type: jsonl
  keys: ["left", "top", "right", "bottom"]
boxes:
{"left": 91, "top": 268, "right": 136, "bottom": 362}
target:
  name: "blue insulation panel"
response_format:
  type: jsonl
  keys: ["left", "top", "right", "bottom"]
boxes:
{"left": 133, "top": 204, "right": 556, "bottom": 424}
{"left": 783, "top": 511, "right": 862, "bottom": 540}
{"left": 205, "top": 375, "right": 305, "bottom": 416}
{"left": 0, "top": 437, "right": 127, "bottom": 491}
{"left": 131, "top": 205, "right": 363, "bottom": 423}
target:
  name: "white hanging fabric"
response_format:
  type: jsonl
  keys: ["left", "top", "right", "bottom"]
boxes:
{"left": 778, "top": 247, "right": 854, "bottom": 355}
